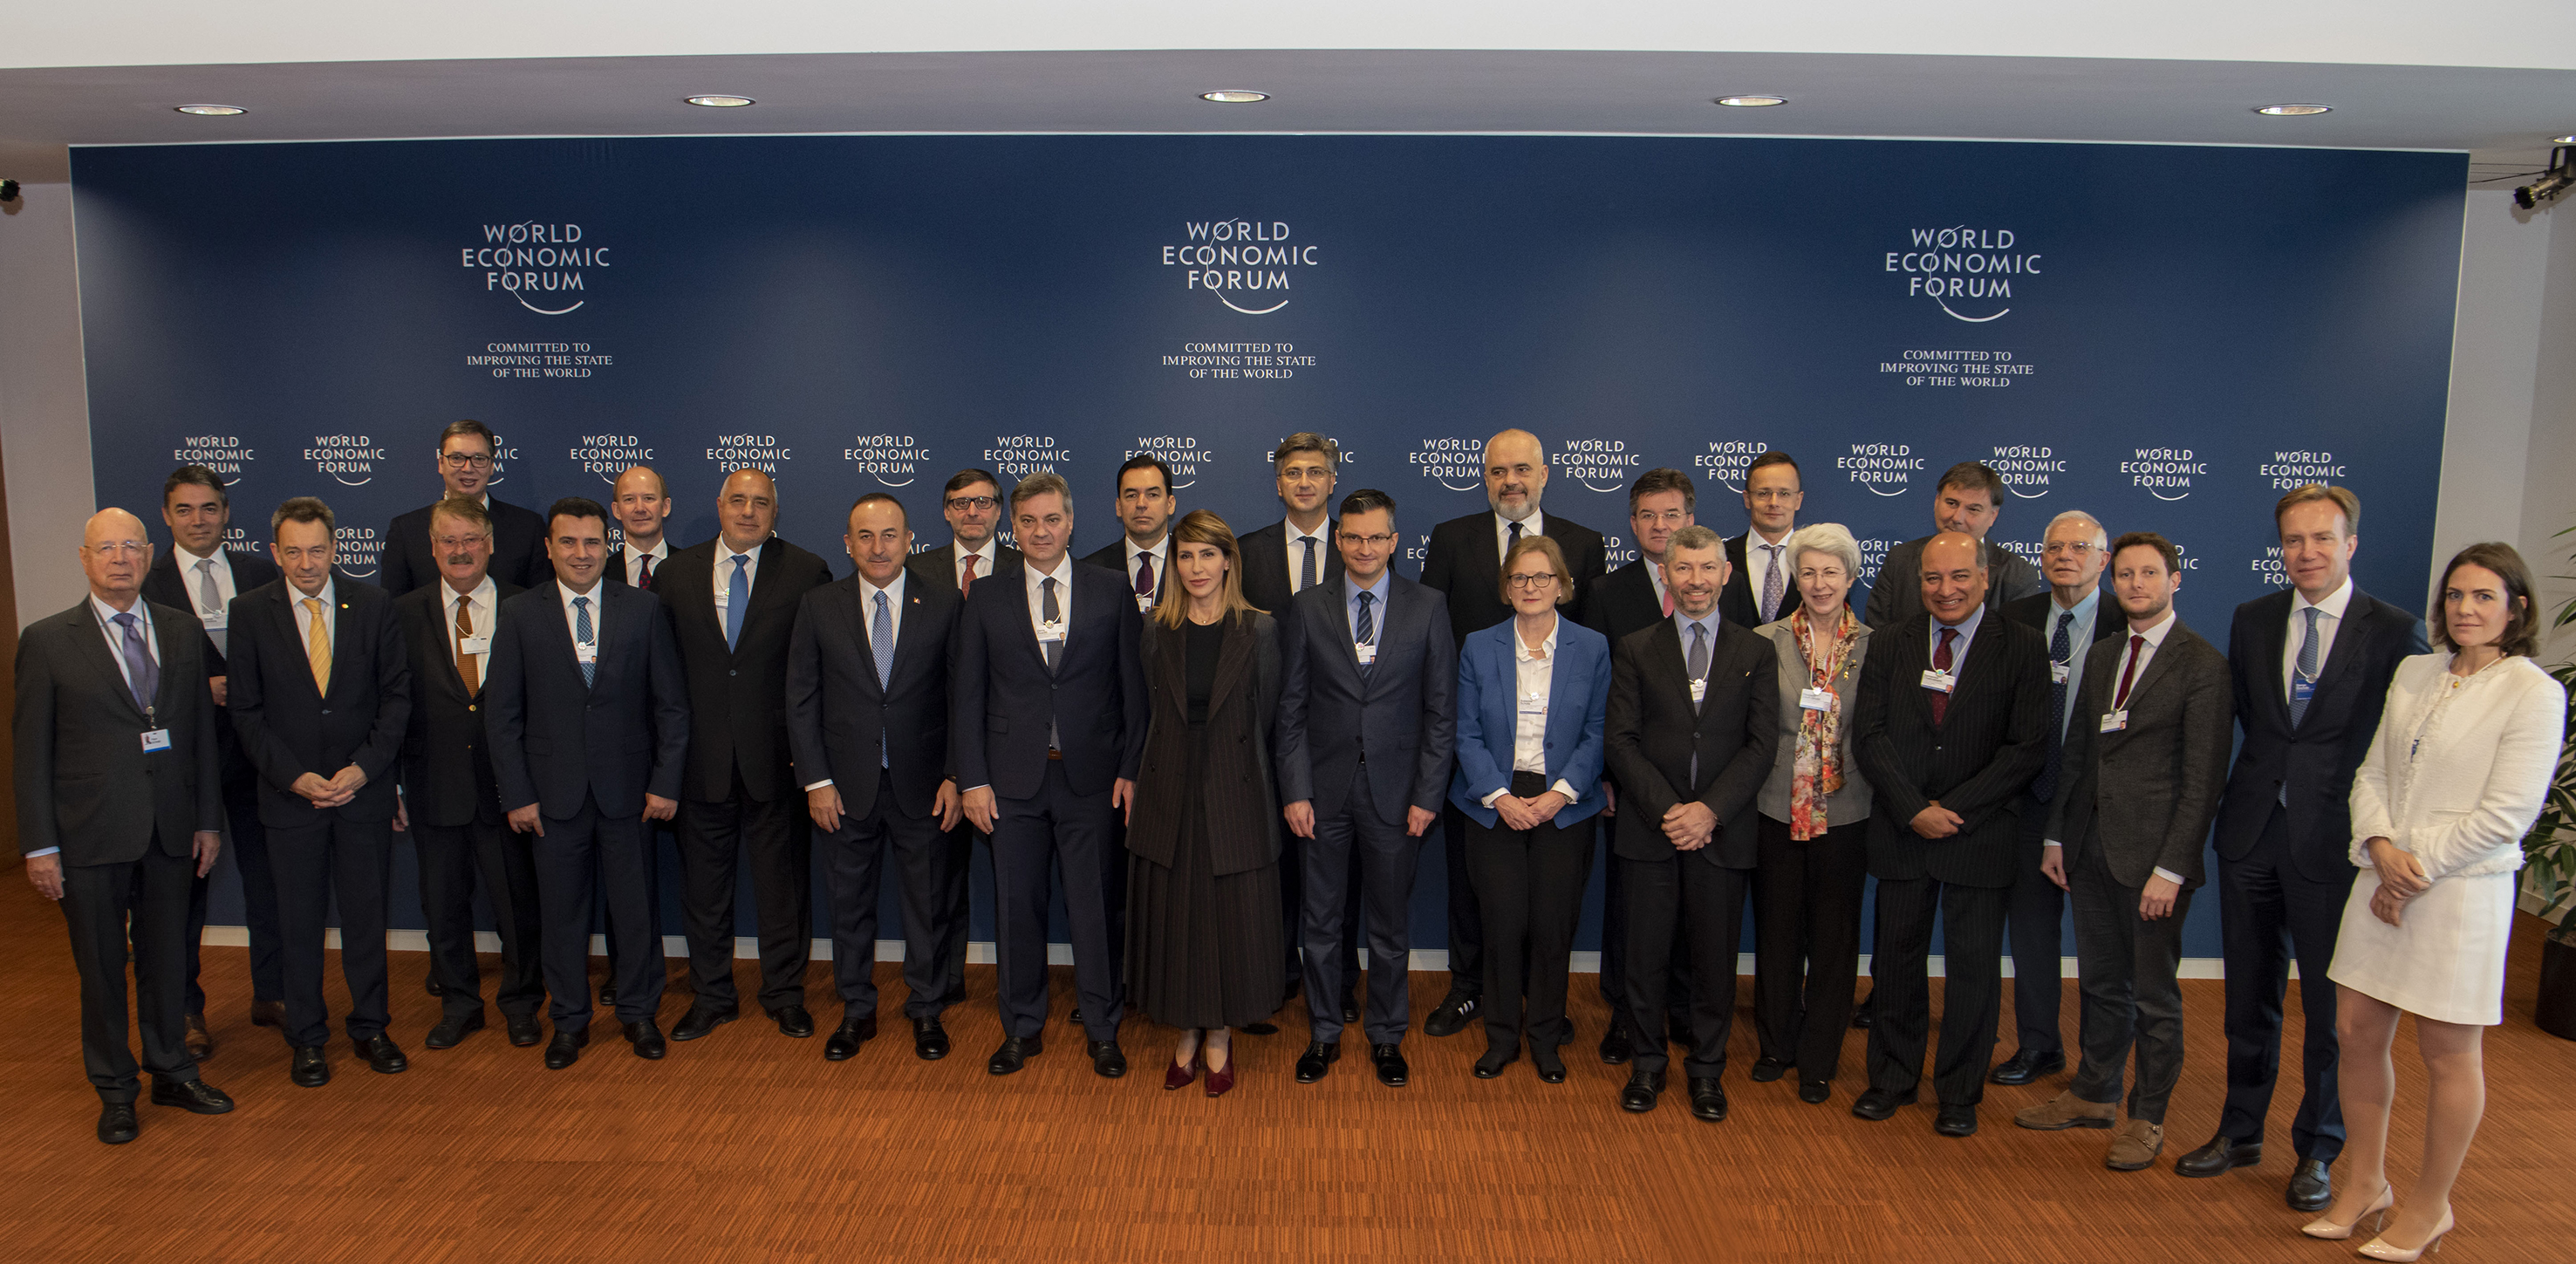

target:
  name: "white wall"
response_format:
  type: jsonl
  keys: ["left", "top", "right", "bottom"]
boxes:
{"left": 0, "top": 145, "right": 96, "bottom": 623}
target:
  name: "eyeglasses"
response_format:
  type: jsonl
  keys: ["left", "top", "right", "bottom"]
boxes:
{"left": 1631, "top": 509, "right": 1690, "bottom": 528}
{"left": 2041, "top": 542, "right": 2099, "bottom": 557}
{"left": 433, "top": 534, "right": 491, "bottom": 550}
{"left": 945, "top": 495, "right": 999, "bottom": 512}
{"left": 1336, "top": 532, "right": 1398, "bottom": 548}
{"left": 1507, "top": 572, "right": 1560, "bottom": 590}
{"left": 441, "top": 452, "right": 495, "bottom": 469}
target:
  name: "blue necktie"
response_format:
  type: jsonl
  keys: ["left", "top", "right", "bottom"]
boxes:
{"left": 574, "top": 596, "right": 596, "bottom": 687}
{"left": 2035, "top": 610, "right": 2074, "bottom": 803}
{"left": 872, "top": 590, "right": 895, "bottom": 768}
{"left": 113, "top": 612, "right": 159, "bottom": 714}
{"left": 2289, "top": 605, "right": 2321, "bottom": 728}
{"left": 724, "top": 553, "right": 749, "bottom": 652}
{"left": 1353, "top": 591, "right": 1376, "bottom": 675}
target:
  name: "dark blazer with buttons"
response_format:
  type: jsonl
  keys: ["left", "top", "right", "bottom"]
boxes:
{"left": 1128, "top": 612, "right": 1282, "bottom": 877}
{"left": 785, "top": 572, "right": 961, "bottom": 822}
{"left": 1582, "top": 558, "right": 1666, "bottom": 648}
{"left": 1862, "top": 535, "right": 2046, "bottom": 630}
{"left": 140, "top": 544, "right": 281, "bottom": 789}
{"left": 2004, "top": 587, "right": 2121, "bottom": 810}
{"left": 952, "top": 559, "right": 1148, "bottom": 801}
{"left": 1237, "top": 518, "right": 1343, "bottom": 620}
{"left": 1274, "top": 574, "right": 1456, "bottom": 825}
{"left": 1720, "top": 531, "right": 1807, "bottom": 631}
{"left": 379, "top": 495, "right": 552, "bottom": 598}
{"left": 2215, "top": 587, "right": 2428, "bottom": 883}
{"left": 13, "top": 599, "right": 224, "bottom": 865}
{"left": 225, "top": 578, "right": 411, "bottom": 828}
{"left": 1448, "top": 616, "right": 1612, "bottom": 830}
{"left": 906, "top": 542, "right": 1022, "bottom": 598}
{"left": 653, "top": 536, "right": 835, "bottom": 803}
{"left": 484, "top": 581, "right": 691, "bottom": 819}
{"left": 1851, "top": 613, "right": 2051, "bottom": 888}
{"left": 1420, "top": 510, "right": 1609, "bottom": 647}
{"left": 1604, "top": 617, "right": 1780, "bottom": 869}
{"left": 393, "top": 580, "right": 523, "bottom": 829}
{"left": 2046, "top": 618, "right": 2235, "bottom": 889}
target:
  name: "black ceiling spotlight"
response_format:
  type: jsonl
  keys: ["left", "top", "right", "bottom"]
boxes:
{"left": 0, "top": 179, "right": 20, "bottom": 203}
{"left": 2517, "top": 147, "right": 2574, "bottom": 209}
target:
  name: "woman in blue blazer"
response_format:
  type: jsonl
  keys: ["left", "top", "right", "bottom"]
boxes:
{"left": 1449, "top": 535, "right": 1611, "bottom": 1083}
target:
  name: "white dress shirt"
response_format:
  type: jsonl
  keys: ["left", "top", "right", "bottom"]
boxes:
{"left": 2047, "top": 608, "right": 2185, "bottom": 885}
{"left": 806, "top": 570, "right": 908, "bottom": 791}
{"left": 1121, "top": 536, "right": 1169, "bottom": 605}
{"left": 713, "top": 536, "right": 762, "bottom": 605}
{"left": 952, "top": 539, "right": 1000, "bottom": 591}
{"left": 1025, "top": 553, "right": 1073, "bottom": 646}
{"left": 290, "top": 578, "right": 338, "bottom": 660}
{"left": 176, "top": 544, "right": 237, "bottom": 628}
{"left": 2283, "top": 576, "right": 2354, "bottom": 702}
{"left": 557, "top": 579, "right": 606, "bottom": 646}
{"left": 1744, "top": 530, "right": 1792, "bottom": 621}
{"left": 622, "top": 537, "right": 669, "bottom": 584}
{"left": 1481, "top": 613, "right": 1581, "bottom": 809}
{"left": 1493, "top": 509, "right": 1547, "bottom": 564}
{"left": 1283, "top": 519, "right": 1330, "bottom": 595}
{"left": 443, "top": 574, "right": 498, "bottom": 688}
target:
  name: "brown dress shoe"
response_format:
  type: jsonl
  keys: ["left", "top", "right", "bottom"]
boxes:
{"left": 2106, "top": 1118, "right": 2165, "bottom": 1171}
{"left": 2013, "top": 1090, "right": 2116, "bottom": 1131}
{"left": 184, "top": 1013, "right": 215, "bottom": 1060}
{"left": 249, "top": 999, "right": 286, "bottom": 1029}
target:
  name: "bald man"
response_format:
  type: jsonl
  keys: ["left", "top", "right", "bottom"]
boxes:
{"left": 1417, "top": 427, "right": 1609, "bottom": 1036}
{"left": 17, "top": 510, "right": 233, "bottom": 1143}
{"left": 657, "top": 469, "right": 835, "bottom": 1042}
{"left": 606, "top": 465, "right": 673, "bottom": 591}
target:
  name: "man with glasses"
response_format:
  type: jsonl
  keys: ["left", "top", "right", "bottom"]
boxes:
{"left": 1721, "top": 452, "right": 1807, "bottom": 629}
{"left": 909, "top": 468, "right": 1023, "bottom": 598}
{"left": 379, "top": 420, "right": 553, "bottom": 598}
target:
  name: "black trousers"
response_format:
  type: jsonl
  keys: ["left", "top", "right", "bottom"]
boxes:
{"left": 2067, "top": 841, "right": 2195, "bottom": 1124}
{"left": 413, "top": 816, "right": 546, "bottom": 1020}
{"left": 269, "top": 815, "right": 393, "bottom": 1049}
{"left": 821, "top": 785, "right": 966, "bottom": 1021}
{"left": 1439, "top": 803, "right": 1486, "bottom": 996}
{"left": 1302, "top": 771, "right": 1418, "bottom": 1045}
{"left": 188, "top": 784, "right": 282, "bottom": 1013}
{"left": 2005, "top": 797, "right": 2067, "bottom": 1058}
{"left": 1866, "top": 874, "right": 2009, "bottom": 1106}
{"left": 1620, "top": 851, "right": 1749, "bottom": 1079}
{"left": 935, "top": 819, "right": 981, "bottom": 1009}
{"left": 1752, "top": 814, "right": 1869, "bottom": 1082}
{"left": 1280, "top": 808, "right": 1363, "bottom": 1002}
{"left": 1598, "top": 807, "right": 1694, "bottom": 1020}
{"left": 1464, "top": 803, "right": 1591, "bottom": 1053}
{"left": 2216, "top": 805, "right": 2352, "bottom": 1160}
{"left": 62, "top": 844, "right": 201, "bottom": 1101}
{"left": 531, "top": 795, "right": 662, "bottom": 1028}
{"left": 990, "top": 760, "right": 1124, "bottom": 1042}
{"left": 678, "top": 768, "right": 811, "bottom": 1013}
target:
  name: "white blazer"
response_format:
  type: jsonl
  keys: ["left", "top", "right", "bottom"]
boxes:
{"left": 2348, "top": 652, "right": 2566, "bottom": 881}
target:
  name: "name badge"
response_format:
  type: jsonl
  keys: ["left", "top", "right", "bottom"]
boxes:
{"left": 1800, "top": 687, "right": 1836, "bottom": 712}
{"left": 1355, "top": 642, "right": 1377, "bottom": 666}
{"left": 199, "top": 610, "right": 226, "bottom": 632}
{"left": 1520, "top": 691, "right": 1548, "bottom": 715}
{"left": 575, "top": 641, "right": 599, "bottom": 665}
{"left": 1921, "top": 669, "right": 1957, "bottom": 694}
{"left": 2100, "top": 710, "right": 2128, "bottom": 733}
{"left": 2050, "top": 661, "right": 2070, "bottom": 684}
{"left": 140, "top": 728, "right": 174, "bottom": 753}
{"left": 2291, "top": 672, "right": 2316, "bottom": 709}
{"left": 1690, "top": 678, "right": 1708, "bottom": 705}
{"left": 458, "top": 635, "right": 490, "bottom": 655}
{"left": 1134, "top": 594, "right": 1154, "bottom": 612}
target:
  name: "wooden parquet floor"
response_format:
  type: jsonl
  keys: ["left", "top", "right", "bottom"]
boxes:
{"left": 0, "top": 872, "right": 2568, "bottom": 1262}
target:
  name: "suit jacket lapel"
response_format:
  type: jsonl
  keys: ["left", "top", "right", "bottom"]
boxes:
{"left": 2308, "top": 591, "right": 2373, "bottom": 702}
{"left": 73, "top": 605, "right": 150, "bottom": 722}
{"left": 1205, "top": 615, "right": 1255, "bottom": 718}
{"left": 1648, "top": 620, "right": 1696, "bottom": 713}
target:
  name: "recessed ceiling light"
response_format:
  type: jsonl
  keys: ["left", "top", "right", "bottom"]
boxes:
{"left": 1200, "top": 91, "right": 1269, "bottom": 103}
{"left": 1715, "top": 95, "right": 1788, "bottom": 107}
{"left": 2254, "top": 103, "right": 2333, "bottom": 117}
{"left": 684, "top": 95, "right": 755, "bottom": 108}
{"left": 174, "top": 104, "right": 247, "bottom": 116}
{"left": 2554, "top": 133, "right": 2576, "bottom": 144}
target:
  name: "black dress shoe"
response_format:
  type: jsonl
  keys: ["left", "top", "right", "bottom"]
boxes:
{"left": 987, "top": 1034, "right": 1042, "bottom": 1076}
{"left": 598, "top": 981, "right": 615, "bottom": 1008}
{"left": 426, "top": 975, "right": 444, "bottom": 998}
{"left": 1423, "top": 992, "right": 1479, "bottom": 1038}
{"left": 912, "top": 1015, "right": 950, "bottom": 1061}
{"left": 1989, "top": 1048, "right": 2067, "bottom": 1086}
{"left": 624, "top": 1020, "right": 666, "bottom": 1059}
{"left": 1069, "top": 1007, "right": 1083, "bottom": 1027}
{"left": 1089, "top": 1039, "right": 1127, "bottom": 1078}
{"left": 1240, "top": 1021, "right": 1281, "bottom": 1035}
{"left": 1799, "top": 1081, "right": 1832, "bottom": 1104}
{"left": 1622, "top": 1069, "right": 1667, "bottom": 1113}
{"left": 2286, "top": 1158, "right": 2334, "bottom": 1213}
{"left": 1370, "top": 1042, "right": 1409, "bottom": 1087}
{"left": 425, "top": 1011, "right": 486, "bottom": 1049}
{"left": 290, "top": 1045, "right": 330, "bottom": 1088}
{"left": 150, "top": 1077, "right": 236, "bottom": 1114}
{"left": 1472, "top": 1045, "right": 1517, "bottom": 1078}
{"left": 1599, "top": 1026, "right": 1632, "bottom": 1065}
{"left": 671, "top": 1005, "right": 739, "bottom": 1042}
{"left": 2173, "top": 1134, "right": 2263, "bottom": 1179}
{"left": 1341, "top": 995, "right": 1359, "bottom": 1026}
{"left": 1532, "top": 1043, "right": 1568, "bottom": 1084}
{"left": 1849, "top": 1087, "right": 1917, "bottom": 1120}
{"left": 1295, "top": 1040, "right": 1341, "bottom": 1083}
{"left": 98, "top": 1102, "right": 139, "bottom": 1145}
{"left": 824, "top": 1015, "right": 878, "bottom": 1062}
{"left": 1749, "top": 1056, "right": 1791, "bottom": 1083}
{"left": 1689, "top": 1077, "right": 1729, "bottom": 1122}
{"left": 1934, "top": 1103, "right": 1978, "bottom": 1137}
{"left": 354, "top": 1035, "right": 408, "bottom": 1075}
{"left": 544, "top": 1028, "right": 588, "bottom": 1069}
{"left": 506, "top": 1014, "right": 543, "bottom": 1047}
{"left": 1851, "top": 997, "right": 1874, "bottom": 1029}
{"left": 768, "top": 1004, "right": 816, "bottom": 1038}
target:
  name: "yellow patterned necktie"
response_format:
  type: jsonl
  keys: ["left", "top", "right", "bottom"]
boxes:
{"left": 303, "top": 596, "right": 332, "bottom": 693}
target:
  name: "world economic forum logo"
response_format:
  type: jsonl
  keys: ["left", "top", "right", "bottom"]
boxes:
{"left": 1884, "top": 225, "right": 2039, "bottom": 323}
{"left": 1411, "top": 436, "right": 1486, "bottom": 492}
{"left": 844, "top": 435, "right": 930, "bottom": 489}
{"left": 461, "top": 222, "right": 609, "bottom": 316}
{"left": 1161, "top": 220, "right": 1317, "bottom": 315}
{"left": 173, "top": 435, "right": 253, "bottom": 485}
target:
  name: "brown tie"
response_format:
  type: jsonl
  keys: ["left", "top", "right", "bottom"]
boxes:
{"left": 960, "top": 553, "right": 980, "bottom": 597}
{"left": 454, "top": 596, "right": 479, "bottom": 694}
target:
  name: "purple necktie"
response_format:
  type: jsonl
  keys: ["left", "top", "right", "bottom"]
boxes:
{"left": 1134, "top": 551, "right": 1153, "bottom": 598}
{"left": 113, "top": 612, "right": 160, "bottom": 714}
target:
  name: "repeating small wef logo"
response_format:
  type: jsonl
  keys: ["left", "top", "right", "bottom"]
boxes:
{"left": 1161, "top": 220, "right": 1316, "bottom": 315}
{"left": 306, "top": 434, "right": 386, "bottom": 487}
{"left": 1696, "top": 441, "right": 1769, "bottom": 492}
{"left": 1128, "top": 436, "right": 1213, "bottom": 489}
{"left": 334, "top": 526, "right": 385, "bottom": 579}
{"left": 707, "top": 434, "right": 790, "bottom": 477}
{"left": 461, "top": 222, "right": 607, "bottom": 316}
{"left": 1989, "top": 445, "right": 2063, "bottom": 499}
{"left": 2250, "top": 544, "right": 2294, "bottom": 587}
{"left": 1839, "top": 443, "right": 1922, "bottom": 497}
{"left": 1553, "top": 438, "right": 1637, "bottom": 493}
{"left": 2258, "top": 450, "right": 2347, "bottom": 492}
{"left": 1411, "top": 437, "right": 1485, "bottom": 492}
{"left": 986, "top": 435, "right": 1069, "bottom": 480}
{"left": 844, "top": 435, "right": 930, "bottom": 489}
{"left": 1885, "top": 225, "right": 2040, "bottom": 324}
{"left": 1855, "top": 537, "right": 1896, "bottom": 587}
{"left": 573, "top": 434, "right": 654, "bottom": 484}
{"left": 2122, "top": 447, "right": 2206, "bottom": 501}
{"left": 174, "top": 435, "right": 253, "bottom": 484}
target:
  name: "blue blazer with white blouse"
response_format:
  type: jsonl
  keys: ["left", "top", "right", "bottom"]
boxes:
{"left": 1448, "top": 614, "right": 1612, "bottom": 830}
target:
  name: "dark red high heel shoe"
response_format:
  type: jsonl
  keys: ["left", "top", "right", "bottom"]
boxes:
{"left": 1165, "top": 1049, "right": 1202, "bottom": 1090}
{"left": 1205, "top": 1051, "right": 1236, "bottom": 1098}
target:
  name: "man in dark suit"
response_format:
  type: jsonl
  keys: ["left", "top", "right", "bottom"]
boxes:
{"left": 486, "top": 496, "right": 691, "bottom": 1069}
{"left": 227, "top": 496, "right": 413, "bottom": 1088}
{"left": 605, "top": 464, "right": 673, "bottom": 590}
{"left": 1080, "top": 454, "right": 1178, "bottom": 612}
{"left": 1992, "top": 509, "right": 2118, "bottom": 1087}
{"left": 1603, "top": 526, "right": 1779, "bottom": 1121}
{"left": 1277, "top": 489, "right": 1454, "bottom": 1089}
{"left": 656, "top": 468, "right": 834, "bottom": 1042}
{"left": 378, "top": 419, "right": 552, "bottom": 597}
{"left": 2015, "top": 532, "right": 2232, "bottom": 1172}
{"left": 954, "top": 472, "right": 1148, "bottom": 1079}
{"left": 1720, "top": 450, "right": 1807, "bottom": 630}
{"left": 143, "top": 464, "right": 284, "bottom": 1052}
{"left": 17, "top": 509, "right": 235, "bottom": 1144}
{"left": 2177, "top": 484, "right": 2427, "bottom": 1209}
{"left": 789, "top": 494, "right": 968, "bottom": 1062}
{"left": 392, "top": 495, "right": 544, "bottom": 1050}
{"left": 1418, "top": 427, "right": 1609, "bottom": 1036}
{"left": 1850, "top": 531, "right": 2049, "bottom": 1138}
{"left": 1862, "top": 461, "right": 2046, "bottom": 630}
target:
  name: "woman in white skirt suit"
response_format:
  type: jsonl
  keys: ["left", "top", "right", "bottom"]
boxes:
{"left": 2303, "top": 543, "right": 2566, "bottom": 1260}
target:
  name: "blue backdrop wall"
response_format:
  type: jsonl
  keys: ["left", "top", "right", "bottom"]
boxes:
{"left": 68, "top": 135, "right": 2468, "bottom": 962}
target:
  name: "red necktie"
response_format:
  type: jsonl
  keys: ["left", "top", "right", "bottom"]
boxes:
{"left": 2114, "top": 634, "right": 2145, "bottom": 709}
{"left": 1930, "top": 626, "right": 1957, "bottom": 724}
{"left": 635, "top": 553, "right": 654, "bottom": 591}
{"left": 960, "top": 553, "right": 979, "bottom": 598}
{"left": 1134, "top": 551, "right": 1153, "bottom": 598}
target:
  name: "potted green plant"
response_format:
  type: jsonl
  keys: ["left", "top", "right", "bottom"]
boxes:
{"left": 2525, "top": 524, "right": 2576, "bottom": 1039}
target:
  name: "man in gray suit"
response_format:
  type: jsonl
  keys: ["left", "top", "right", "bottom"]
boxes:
{"left": 16, "top": 509, "right": 235, "bottom": 1144}
{"left": 2015, "top": 531, "right": 2233, "bottom": 1173}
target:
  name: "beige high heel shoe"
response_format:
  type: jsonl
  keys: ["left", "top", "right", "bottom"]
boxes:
{"left": 2299, "top": 1185, "right": 2393, "bottom": 1240}
{"left": 2356, "top": 1207, "right": 2454, "bottom": 1261}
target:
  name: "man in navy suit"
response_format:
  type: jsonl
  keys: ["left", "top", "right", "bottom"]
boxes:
{"left": 789, "top": 494, "right": 968, "bottom": 1063}
{"left": 954, "top": 471, "right": 1147, "bottom": 1079}
{"left": 377, "top": 419, "right": 552, "bottom": 598}
{"left": 1276, "top": 488, "right": 1455, "bottom": 1089}
{"left": 485, "top": 497, "right": 691, "bottom": 1069}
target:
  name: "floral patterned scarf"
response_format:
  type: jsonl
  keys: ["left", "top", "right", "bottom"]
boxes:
{"left": 1789, "top": 605, "right": 1860, "bottom": 840}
